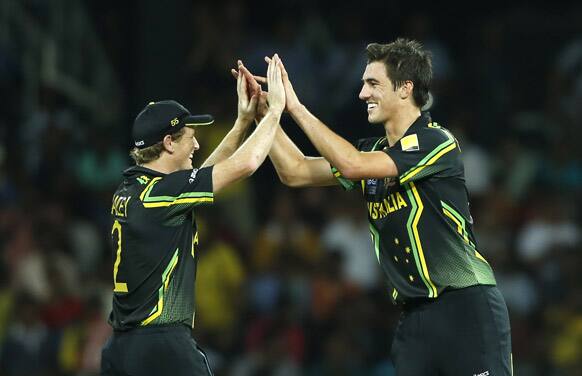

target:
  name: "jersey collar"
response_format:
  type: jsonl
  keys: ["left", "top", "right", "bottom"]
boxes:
{"left": 383, "top": 111, "right": 431, "bottom": 149}
{"left": 123, "top": 165, "right": 167, "bottom": 178}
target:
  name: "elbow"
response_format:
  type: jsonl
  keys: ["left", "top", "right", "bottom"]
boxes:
{"left": 241, "top": 156, "right": 261, "bottom": 178}
{"left": 278, "top": 171, "right": 300, "bottom": 187}
{"left": 331, "top": 154, "right": 360, "bottom": 179}
{"left": 336, "top": 162, "right": 359, "bottom": 180}
{"left": 275, "top": 159, "right": 306, "bottom": 187}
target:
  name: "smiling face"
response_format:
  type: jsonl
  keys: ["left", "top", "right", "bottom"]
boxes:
{"left": 358, "top": 61, "right": 403, "bottom": 125}
{"left": 172, "top": 126, "right": 199, "bottom": 170}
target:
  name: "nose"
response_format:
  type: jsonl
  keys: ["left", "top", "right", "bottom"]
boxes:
{"left": 193, "top": 137, "right": 200, "bottom": 150}
{"left": 359, "top": 84, "right": 370, "bottom": 101}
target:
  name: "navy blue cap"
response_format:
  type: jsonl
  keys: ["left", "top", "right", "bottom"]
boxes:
{"left": 132, "top": 100, "right": 214, "bottom": 149}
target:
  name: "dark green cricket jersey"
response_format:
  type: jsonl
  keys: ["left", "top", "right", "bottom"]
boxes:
{"left": 333, "top": 113, "right": 496, "bottom": 304}
{"left": 108, "top": 165, "right": 214, "bottom": 330}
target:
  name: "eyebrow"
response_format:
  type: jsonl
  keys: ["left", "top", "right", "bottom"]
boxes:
{"left": 362, "top": 78, "right": 380, "bottom": 84}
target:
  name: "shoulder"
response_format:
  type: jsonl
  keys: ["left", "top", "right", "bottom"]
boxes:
{"left": 356, "top": 137, "right": 386, "bottom": 152}
{"left": 410, "top": 122, "right": 457, "bottom": 152}
{"left": 422, "top": 122, "right": 456, "bottom": 142}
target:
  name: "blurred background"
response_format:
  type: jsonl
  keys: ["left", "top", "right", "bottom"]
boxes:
{"left": 1, "top": 0, "right": 581, "bottom": 375}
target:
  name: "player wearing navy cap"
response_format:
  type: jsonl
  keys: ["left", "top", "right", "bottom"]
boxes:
{"left": 100, "top": 56, "right": 286, "bottom": 376}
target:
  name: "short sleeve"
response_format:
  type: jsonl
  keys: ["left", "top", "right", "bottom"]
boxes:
{"left": 139, "top": 166, "right": 214, "bottom": 210}
{"left": 330, "top": 138, "right": 382, "bottom": 191}
{"left": 385, "top": 126, "right": 460, "bottom": 184}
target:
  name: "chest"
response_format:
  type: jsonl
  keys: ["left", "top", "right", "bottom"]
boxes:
{"left": 362, "top": 178, "right": 410, "bottom": 221}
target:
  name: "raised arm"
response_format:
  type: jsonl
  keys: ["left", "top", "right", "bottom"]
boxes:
{"left": 201, "top": 62, "right": 257, "bottom": 168}
{"left": 236, "top": 64, "right": 337, "bottom": 188}
{"left": 258, "top": 94, "right": 336, "bottom": 187}
{"left": 264, "top": 57, "right": 398, "bottom": 180}
{"left": 211, "top": 55, "right": 285, "bottom": 194}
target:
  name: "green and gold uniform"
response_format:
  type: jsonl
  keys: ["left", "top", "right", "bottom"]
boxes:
{"left": 102, "top": 165, "right": 214, "bottom": 376}
{"left": 334, "top": 113, "right": 512, "bottom": 375}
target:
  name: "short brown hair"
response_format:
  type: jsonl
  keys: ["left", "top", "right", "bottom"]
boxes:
{"left": 129, "top": 127, "right": 186, "bottom": 165}
{"left": 366, "top": 38, "right": 432, "bottom": 108}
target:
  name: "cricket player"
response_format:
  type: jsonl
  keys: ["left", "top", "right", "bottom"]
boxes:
{"left": 238, "top": 39, "right": 512, "bottom": 375}
{"left": 100, "top": 56, "right": 285, "bottom": 376}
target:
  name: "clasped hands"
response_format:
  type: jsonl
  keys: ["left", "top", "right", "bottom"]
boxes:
{"left": 232, "top": 55, "right": 301, "bottom": 124}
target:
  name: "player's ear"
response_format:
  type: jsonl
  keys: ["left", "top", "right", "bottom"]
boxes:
{"left": 162, "top": 134, "right": 174, "bottom": 153}
{"left": 400, "top": 80, "right": 414, "bottom": 99}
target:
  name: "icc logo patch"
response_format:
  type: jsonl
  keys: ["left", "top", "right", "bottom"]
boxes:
{"left": 366, "top": 179, "right": 377, "bottom": 194}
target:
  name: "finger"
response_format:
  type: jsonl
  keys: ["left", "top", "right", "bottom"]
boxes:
{"left": 273, "top": 55, "right": 281, "bottom": 80}
{"left": 253, "top": 75, "right": 267, "bottom": 84}
{"left": 237, "top": 68, "right": 242, "bottom": 94}
{"left": 264, "top": 56, "right": 272, "bottom": 64}
{"left": 240, "top": 65, "right": 260, "bottom": 89}
{"left": 275, "top": 58, "right": 282, "bottom": 84}
{"left": 239, "top": 64, "right": 253, "bottom": 78}
{"left": 240, "top": 70, "right": 248, "bottom": 97}
{"left": 279, "top": 59, "right": 289, "bottom": 78}
{"left": 267, "top": 55, "right": 274, "bottom": 85}
{"left": 231, "top": 68, "right": 239, "bottom": 80}
{"left": 270, "top": 54, "right": 277, "bottom": 84}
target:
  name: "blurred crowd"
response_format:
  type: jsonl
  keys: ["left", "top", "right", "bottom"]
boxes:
{"left": 0, "top": 1, "right": 581, "bottom": 375}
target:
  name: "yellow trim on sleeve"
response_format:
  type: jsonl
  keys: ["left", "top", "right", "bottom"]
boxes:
{"left": 143, "top": 197, "right": 214, "bottom": 208}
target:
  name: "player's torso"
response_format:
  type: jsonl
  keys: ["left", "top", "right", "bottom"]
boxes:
{"left": 109, "top": 170, "right": 200, "bottom": 329}
{"left": 359, "top": 137, "right": 496, "bottom": 303}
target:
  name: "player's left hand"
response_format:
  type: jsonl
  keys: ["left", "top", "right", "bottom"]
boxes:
{"left": 231, "top": 61, "right": 267, "bottom": 122}
{"left": 231, "top": 61, "right": 262, "bottom": 98}
{"left": 234, "top": 60, "right": 259, "bottom": 123}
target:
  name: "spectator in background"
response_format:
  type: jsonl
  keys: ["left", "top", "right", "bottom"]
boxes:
{"left": 321, "top": 192, "right": 380, "bottom": 291}
{"left": 548, "top": 33, "right": 582, "bottom": 133}
{"left": 0, "top": 293, "right": 55, "bottom": 376}
{"left": 516, "top": 197, "right": 580, "bottom": 264}
{"left": 75, "top": 127, "right": 128, "bottom": 193}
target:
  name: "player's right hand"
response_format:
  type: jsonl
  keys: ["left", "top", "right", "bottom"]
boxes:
{"left": 264, "top": 55, "right": 301, "bottom": 113}
{"left": 266, "top": 54, "right": 285, "bottom": 115}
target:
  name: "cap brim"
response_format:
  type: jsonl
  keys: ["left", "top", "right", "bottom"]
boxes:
{"left": 184, "top": 114, "right": 214, "bottom": 127}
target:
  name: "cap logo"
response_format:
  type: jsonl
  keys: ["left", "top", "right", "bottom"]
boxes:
{"left": 135, "top": 140, "right": 145, "bottom": 146}
{"left": 170, "top": 118, "right": 179, "bottom": 127}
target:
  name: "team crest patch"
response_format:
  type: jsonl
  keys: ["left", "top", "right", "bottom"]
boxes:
{"left": 137, "top": 175, "right": 151, "bottom": 185}
{"left": 384, "top": 177, "right": 397, "bottom": 187}
{"left": 401, "top": 134, "right": 419, "bottom": 152}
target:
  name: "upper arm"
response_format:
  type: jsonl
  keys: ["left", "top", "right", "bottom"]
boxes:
{"left": 340, "top": 151, "right": 399, "bottom": 180}
{"left": 139, "top": 167, "right": 214, "bottom": 215}
{"left": 211, "top": 156, "right": 254, "bottom": 194}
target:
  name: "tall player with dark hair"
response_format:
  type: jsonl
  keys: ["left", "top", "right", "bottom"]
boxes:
{"left": 239, "top": 39, "right": 512, "bottom": 375}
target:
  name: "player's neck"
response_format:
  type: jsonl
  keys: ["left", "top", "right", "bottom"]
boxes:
{"left": 384, "top": 107, "right": 421, "bottom": 147}
{"left": 142, "top": 156, "right": 179, "bottom": 175}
